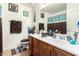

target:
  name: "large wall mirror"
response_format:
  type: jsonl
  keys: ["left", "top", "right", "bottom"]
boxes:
{"left": 40, "top": 3, "right": 67, "bottom": 34}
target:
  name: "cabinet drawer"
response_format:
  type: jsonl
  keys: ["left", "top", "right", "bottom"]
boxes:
{"left": 54, "top": 47, "right": 74, "bottom": 56}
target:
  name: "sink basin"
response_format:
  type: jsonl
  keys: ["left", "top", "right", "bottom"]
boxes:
{"left": 67, "top": 36, "right": 77, "bottom": 45}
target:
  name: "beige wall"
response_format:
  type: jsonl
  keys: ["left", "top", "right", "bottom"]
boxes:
{"left": 35, "top": 9, "right": 51, "bottom": 32}
{"left": 67, "top": 3, "right": 79, "bottom": 32}
{"left": 1, "top": 3, "right": 33, "bottom": 51}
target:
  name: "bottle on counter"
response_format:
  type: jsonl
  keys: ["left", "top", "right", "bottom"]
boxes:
{"left": 55, "top": 29, "right": 59, "bottom": 33}
{"left": 48, "top": 29, "right": 52, "bottom": 36}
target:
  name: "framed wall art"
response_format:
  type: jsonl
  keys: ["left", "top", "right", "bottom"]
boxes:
{"left": 23, "top": 11, "right": 29, "bottom": 17}
{"left": 40, "top": 13, "right": 44, "bottom": 18}
{"left": 8, "top": 3, "right": 18, "bottom": 12}
{"left": 10, "top": 20, "right": 22, "bottom": 33}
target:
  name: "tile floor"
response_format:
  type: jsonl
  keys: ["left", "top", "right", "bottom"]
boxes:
{"left": 2, "top": 49, "right": 31, "bottom": 56}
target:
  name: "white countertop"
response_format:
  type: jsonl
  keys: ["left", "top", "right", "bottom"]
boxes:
{"left": 29, "top": 33, "right": 79, "bottom": 56}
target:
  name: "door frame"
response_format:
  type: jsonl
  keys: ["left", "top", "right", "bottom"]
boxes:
{"left": 0, "top": 17, "right": 3, "bottom": 55}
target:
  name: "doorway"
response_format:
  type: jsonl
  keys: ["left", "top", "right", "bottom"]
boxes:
{"left": 0, "top": 18, "right": 2, "bottom": 56}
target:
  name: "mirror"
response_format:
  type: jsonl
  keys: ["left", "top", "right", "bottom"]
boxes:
{"left": 21, "top": 3, "right": 67, "bottom": 34}
{"left": 39, "top": 3, "right": 67, "bottom": 34}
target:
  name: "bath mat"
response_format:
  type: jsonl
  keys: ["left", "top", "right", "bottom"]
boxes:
{"left": 11, "top": 46, "right": 27, "bottom": 55}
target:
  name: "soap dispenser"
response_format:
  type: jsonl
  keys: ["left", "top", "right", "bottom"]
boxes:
{"left": 76, "top": 32, "right": 79, "bottom": 44}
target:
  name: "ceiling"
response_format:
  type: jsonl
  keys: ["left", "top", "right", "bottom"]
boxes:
{"left": 21, "top": 3, "right": 40, "bottom": 9}
{"left": 21, "top": 3, "right": 66, "bottom": 14}
{"left": 41, "top": 3, "right": 66, "bottom": 14}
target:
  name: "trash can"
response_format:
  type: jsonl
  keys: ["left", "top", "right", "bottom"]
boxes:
{"left": 20, "top": 39, "right": 29, "bottom": 51}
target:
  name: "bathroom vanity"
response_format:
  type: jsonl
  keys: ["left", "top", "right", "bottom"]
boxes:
{"left": 29, "top": 33, "right": 79, "bottom": 56}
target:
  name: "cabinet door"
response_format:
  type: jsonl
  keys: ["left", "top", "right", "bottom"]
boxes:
{"left": 38, "top": 41, "right": 51, "bottom": 56}
{"left": 51, "top": 46, "right": 57, "bottom": 56}
{"left": 29, "top": 36, "right": 33, "bottom": 55}
{"left": 32, "top": 38, "right": 39, "bottom": 56}
{"left": 54, "top": 47, "right": 74, "bottom": 56}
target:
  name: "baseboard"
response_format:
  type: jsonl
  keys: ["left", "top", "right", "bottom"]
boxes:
{"left": 2, "top": 49, "right": 12, "bottom": 56}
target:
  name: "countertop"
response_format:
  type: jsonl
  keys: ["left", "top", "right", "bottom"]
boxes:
{"left": 29, "top": 33, "right": 79, "bottom": 56}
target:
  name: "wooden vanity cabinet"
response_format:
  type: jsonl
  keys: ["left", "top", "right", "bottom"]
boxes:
{"left": 29, "top": 36, "right": 51, "bottom": 56}
{"left": 29, "top": 36, "right": 74, "bottom": 56}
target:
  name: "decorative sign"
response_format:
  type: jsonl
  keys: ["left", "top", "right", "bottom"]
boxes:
{"left": 23, "top": 11, "right": 29, "bottom": 17}
{"left": 8, "top": 3, "right": 18, "bottom": 12}
{"left": 10, "top": 20, "right": 22, "bottom": 33}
